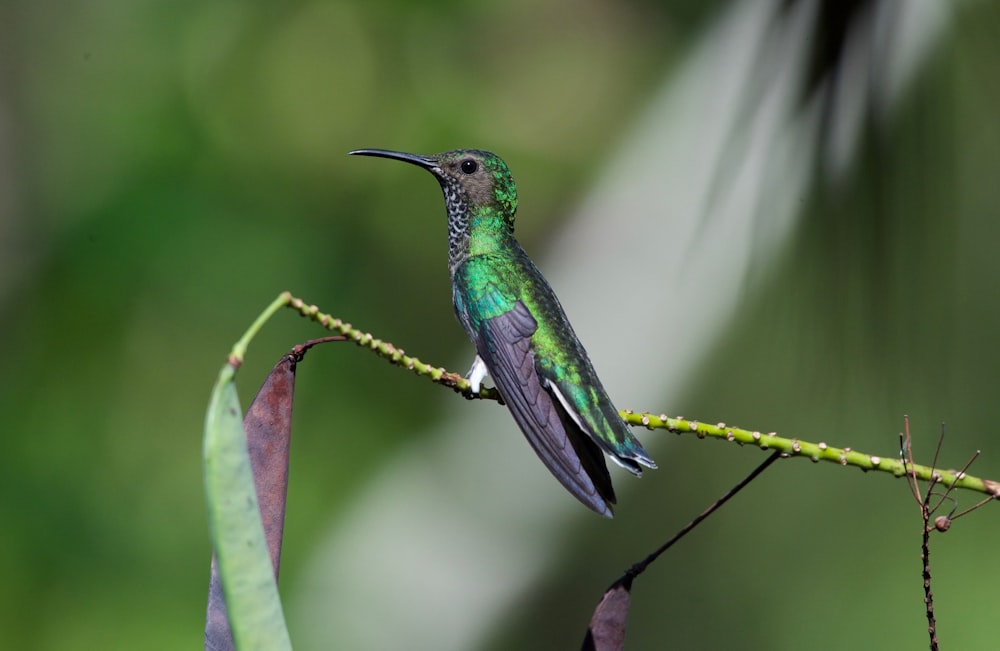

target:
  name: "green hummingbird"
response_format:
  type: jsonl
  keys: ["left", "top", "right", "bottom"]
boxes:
{"left": 350, "top": 148, "right": 656, "bottom": 516}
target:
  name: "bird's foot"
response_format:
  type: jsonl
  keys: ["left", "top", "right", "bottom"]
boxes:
{"left": 464, "top": 355, "right": 489, "bottom": 396}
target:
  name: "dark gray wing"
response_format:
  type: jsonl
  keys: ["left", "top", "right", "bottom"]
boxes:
{"left": 474, "top": 300, "right": 616, "bottom": 517}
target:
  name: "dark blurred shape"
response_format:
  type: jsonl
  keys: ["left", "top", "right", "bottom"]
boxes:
{"left": 789, "top": 0, "right": 869, "bottom": 102}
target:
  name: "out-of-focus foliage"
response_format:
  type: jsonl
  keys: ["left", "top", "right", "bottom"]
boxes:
{"left": 0, "top": 0, "right": 998, "bottom": 649}
{"left": 0, "top": 0, "right": 683, "bottom": 647}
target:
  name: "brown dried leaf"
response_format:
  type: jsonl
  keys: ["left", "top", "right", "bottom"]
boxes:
{"left": 581, "top": 577, "right": 633, "bottom": 651}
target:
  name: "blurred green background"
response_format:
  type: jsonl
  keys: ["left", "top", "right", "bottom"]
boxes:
{"left": 1, "top": 0, "right": 998, "bottom": 649}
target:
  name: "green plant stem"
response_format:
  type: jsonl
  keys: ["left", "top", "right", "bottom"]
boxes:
{"left": 284, "top": 292, "right": 503, "bottom": 401}
{"left": 618, "top": 412, "right": 996, "bottom": 496}
{"left": 229, "top": 292, "right": 295, "bottom": 367}
{"left": 282, "top": 291, "right": 1000, "bottom": 501}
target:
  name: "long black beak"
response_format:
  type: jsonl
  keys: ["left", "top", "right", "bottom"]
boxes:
{"left": 349, "top": 149, "right": 438, "bottom": 170}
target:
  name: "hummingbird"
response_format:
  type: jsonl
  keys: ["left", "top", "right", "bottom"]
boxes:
{"left": 350, "top": 148, "right": 656, "bottom": 516}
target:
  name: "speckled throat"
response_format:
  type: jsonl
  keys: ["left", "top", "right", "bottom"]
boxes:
{"left": 440, "top": 174, "right": 471, "bottom": 274}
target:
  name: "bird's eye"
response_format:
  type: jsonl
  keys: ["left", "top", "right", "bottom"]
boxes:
{"left": 460, "top": 159, "right": 478, "bottom": 174}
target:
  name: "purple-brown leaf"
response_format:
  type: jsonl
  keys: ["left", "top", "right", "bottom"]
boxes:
{"left": 582, "top": 577, "right": 633, "bottom": 651}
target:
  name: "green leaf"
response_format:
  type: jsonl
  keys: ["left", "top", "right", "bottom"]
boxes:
{"left": 204, "top": 364, "right": 292, "bottom": 651}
